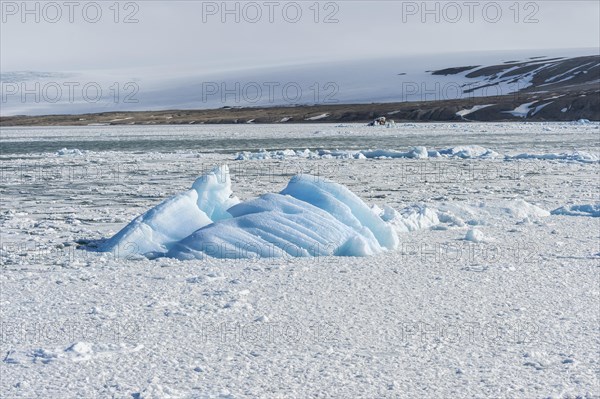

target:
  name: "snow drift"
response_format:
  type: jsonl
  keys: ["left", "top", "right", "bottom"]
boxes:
{"left": 100, "top": 166, "right": 398, "bottom": 259}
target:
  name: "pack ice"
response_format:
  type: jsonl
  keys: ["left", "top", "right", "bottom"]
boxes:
{"left": 100, "top": 165, "right": 398, "bottom": 259}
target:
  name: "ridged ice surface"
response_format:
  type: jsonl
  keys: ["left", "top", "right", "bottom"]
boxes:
{"left": 169, "top": 175, "right": 398, "bottom": 260}
{"left": 102, "top": 167, "right": 399, "bottom": 260}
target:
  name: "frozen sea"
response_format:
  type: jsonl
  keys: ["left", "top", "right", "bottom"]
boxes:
{"left": 0, "top": 122, "right": 599, "bottom": 398}
{"left": 2, "top": 122, "right": 600, "bottom": 155}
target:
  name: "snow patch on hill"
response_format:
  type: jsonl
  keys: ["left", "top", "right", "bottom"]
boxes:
{"left": 456, "top": 104, "right": 495, "bottom": 118}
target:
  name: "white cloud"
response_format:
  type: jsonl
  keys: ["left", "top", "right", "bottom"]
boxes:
{"left": 1, "top": 1, "right": 599, "bottom": 73}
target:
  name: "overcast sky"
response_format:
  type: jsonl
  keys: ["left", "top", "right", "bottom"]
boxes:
{"left": 1, "top": 1, "right": 599, "bottom": 73}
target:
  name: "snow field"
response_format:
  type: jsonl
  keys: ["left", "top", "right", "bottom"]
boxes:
{"left": 0, "top": 123, "right": 598, "bottom": 398}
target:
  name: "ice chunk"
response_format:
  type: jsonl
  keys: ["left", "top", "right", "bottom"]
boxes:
{"left": 506, "top": 151, "right": 599, "bottom": 164}
{"left": 168, "top": 194, "right": 377, "bottom": 259}
{"left": 383, "top": 205, "right": 440, "bottom": 233}
{"left": 281, "top": 175, "right": 398, "bottom": 251}
{"left": 100, "top": 165, "right": 239, "bottom": 257}
{"left": 167, "top": 175, "right": 398, "bottom": 260}
{"left": 438, "top": 146, "right": 498, "bottom": 159}
{"left": 102, "top": 170, "right": 398, "bottom": 260}
{"left": 66, "top": 342, "right": 93, "bottom": 354}
{"left": 574, "top": 119, "right": 591, "bottom": 125}
{"left": 551, "top": 204, "right": 600, "bottom": 217}
{"left": 498, "top": 199, "right": 550, "bottom": 219}
{"left": 56, "top": 148, "right": 84, "bottom": 156}
{"left": 409, "top": 146, "right": 429, "bottom": 159}
{"left": 434, "top": 199, "right": 549, "bottom": 226}
{"left": 465, "top": 229, "right": 486, "bottom": 243}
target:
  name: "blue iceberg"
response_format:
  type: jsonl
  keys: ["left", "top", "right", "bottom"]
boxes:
{"left": 100, "top": 166, "right": 398, "bottom": 260}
